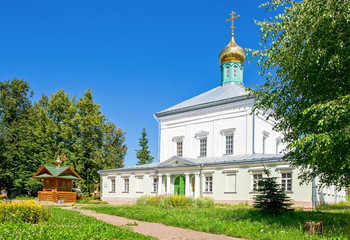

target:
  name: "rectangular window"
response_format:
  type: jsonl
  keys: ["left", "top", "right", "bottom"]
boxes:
{"left": 200, "top": 138, "right": 207, "bottom": 157}
{"left": 252, "top": 174, "right": 263, "bottom": 191}
{"left": 276, "top": 140, "right": 280, "bottom": 154}
{"left": 177, "top": 141, "right": 183, "bottom": 157}
{"left": 205, "top": 176, "right": 213, "bottom": 192}
{"left": 225, "top": 135, "right": 234, "bottom": 154}
{"left": 110, "top": 179, "right": 116, "bottom": 193}
{"left": 225, "top": 67, "right": 230, "bottom": 78}
{"left": 225, "top": 174, "right": 236, "bottom": 192}
{"left": 281, "top": 173, "right": 292, "bottom": 192}
{"left": 136, "top": 177, "right": 143, "bottom": 192}
{"left": 123, "top": 178, "right": 130, "bottom": 192}
{"left": 263, "top": 136, "right": 267, "bottom": 154}
{"left": 233, "top": 66, "right": 237, "bottom": 78}
{"left": 152, "top": 177, "right": 158, "bottom": 192}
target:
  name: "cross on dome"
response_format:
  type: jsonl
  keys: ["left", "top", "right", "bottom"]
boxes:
{"left": 226, "top": 11, "right": 240, "bottom": 37}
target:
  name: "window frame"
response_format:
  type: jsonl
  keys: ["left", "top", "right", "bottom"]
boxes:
{"left": 195, "top": 131, "right": 209, "bottom": 158}
{"left": 152, "top": 177, "right": 158, "bottom": 193}
{"left": 233, "top": 65, "right": 238, "bottom": 78}
{"left": 199, "top": 138, "right": 207, "bottom": 157}
{"left": 225, "top": 66, "right": 230, "bottom": 78}
{"left": 276, "top": 166, "right": 294, "bottom": 193}
{"left": 262, "top": 131, "right": 270, "bottom": 154}
{"left": 281, "top": 172, "right": 292, "bottom": 192}
{"left": 123, "top": 177, "right": 130, "bottom": 193}
{"left": 220, "top": 128, "right": 235, "bottom": 156}
{"left": 109, "top": 177, "right": 116, "bottom": 193}
{"left": 176, "top": 141, "right": 183, "bottom": 157}
{"left": 204, "top": 175, "right": 213, "bottom": 193}
{"left": 252, "top": 173, "right": 263, "bottom": 191}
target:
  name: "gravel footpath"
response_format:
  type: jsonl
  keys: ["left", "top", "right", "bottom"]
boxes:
{"left": 63, "top": 207, "right": 245, "bottom": 240}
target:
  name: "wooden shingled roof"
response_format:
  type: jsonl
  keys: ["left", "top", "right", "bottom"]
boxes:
{"left": 32, "top": 164, "right": 81, "bottom": 180}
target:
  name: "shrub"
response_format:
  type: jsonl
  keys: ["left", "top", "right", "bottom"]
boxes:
{"left": 136, "top": 195, "right": 214, "bottom": 208}
{"left": 0, "top": 200, "right": 51, "bottom": 224}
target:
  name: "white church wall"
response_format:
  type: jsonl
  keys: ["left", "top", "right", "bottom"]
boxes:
{"left": 254, "top": 114, "right": 284, "bottom": 154}
{"left": 314, "top": 177, "right": 348, "bottom": 204}
{"left": 101, "top": 172, "right": 158, "bottom": 201}
{"left": 159, "top": 100, "right": 255, "bottom": 162}
{"left": 100, "top": 162, "right": 323, "bottom": 208}
{"left": 200, "top": 163, "right": 313, "bottom": 208}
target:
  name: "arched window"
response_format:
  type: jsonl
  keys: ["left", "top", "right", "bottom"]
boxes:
{"left": 233, "top": 66, "right": 238, "bottom": 78}
{"left": 225, "top": 66, "right": 230, "bottom": 78}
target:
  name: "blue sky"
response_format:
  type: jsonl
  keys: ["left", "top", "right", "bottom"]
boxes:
{"left": 0, "top": 0, "right": 271, "bottom": 167}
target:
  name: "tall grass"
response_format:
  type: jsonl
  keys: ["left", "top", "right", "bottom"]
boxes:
{"left": 136, "top": 195, "right": 214, "bottom": 208}
{"left": 84, "top": 204, "right": 350, "bottom": 240}
{"left": 315, "top": 201, "right": 350, "bottom": 211}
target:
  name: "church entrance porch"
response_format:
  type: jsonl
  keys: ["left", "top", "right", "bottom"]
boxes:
{"left": 174, "top": 176, "right": 185, "bottom": 195}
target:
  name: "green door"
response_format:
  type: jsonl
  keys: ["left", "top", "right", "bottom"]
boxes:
{"left": 174, "top": 176, "right": 185, "bottom": 196}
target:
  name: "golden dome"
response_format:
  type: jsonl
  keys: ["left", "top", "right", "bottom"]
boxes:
{"left": 219, "top": 35, "right": 245, "bottom": 65}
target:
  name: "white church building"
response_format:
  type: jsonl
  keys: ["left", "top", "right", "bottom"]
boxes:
{"left": 99, "top": 13, "right": 347, "bottom": 208}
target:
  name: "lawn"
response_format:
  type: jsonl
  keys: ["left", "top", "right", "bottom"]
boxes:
{"left": 0, "top": 207, "right": 156, "bottom": 240}
{"left": 83, "top": 204, "right": 350, "bottom": 240}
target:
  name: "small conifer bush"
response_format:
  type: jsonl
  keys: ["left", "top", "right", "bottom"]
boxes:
{"left": 253, "top": 170, "right": 293, "bottom": 215}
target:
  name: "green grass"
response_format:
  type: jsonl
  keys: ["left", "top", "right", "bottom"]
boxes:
{"left": 7, "top": 195, "right": 35, "bottom": 200}
{"left": 75, "top": 199, "right": 108, "bottom": 204}
{"left": 83, "top": 204, "right": 350, "bottom": 240}
{"left": 0, "top": 207, "right": 156, "bottom": 240}
{"left": 315, "top": 202, "right": 350, "bottom": 211}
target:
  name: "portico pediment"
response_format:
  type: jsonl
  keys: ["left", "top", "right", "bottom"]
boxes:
{"left": 157, "top": 156, "right": 199, "bottom": 168}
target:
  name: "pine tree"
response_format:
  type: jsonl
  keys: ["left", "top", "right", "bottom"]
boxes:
{"left": 136, "top": 128, "right": 154, "bottom": 165}
{"left": 253, "top": 170, "right": 292, "bottom": 215}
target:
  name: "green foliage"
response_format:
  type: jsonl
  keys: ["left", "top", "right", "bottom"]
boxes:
{"left": 249, "top": 0, "right": 350, "bottom": 187}
{"left": 0, "top": 207, "right": 155, "bottom": 240}
{"left": 24, "top": 178, "right": 43, "bottom": 196}
{"left": 0, "top": 79, "right": 127, "bottom": 196}
{"left": 0, "top": 200, "right": 51, "bottom": 224}
{"left": 253, "top": 170, "right": 293, "bottom": 215}
{"left": 84, "top": 204, "right": 350, "bottom": 239}
{"left": 136, "top": 128, "right": 154, "bottom": 165}
{"left": 136, "top": 195, "right": 214, "bottom": 208}
{"left": 0, "top": 79, "right": 39, "bottom": 196}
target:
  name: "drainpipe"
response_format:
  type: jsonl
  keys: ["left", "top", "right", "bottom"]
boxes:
{"left": 252, "top": 111, "right": 255, "bottom": 154}
{"left": 312, "top": 178, "right": 317, "bottom": 208}
{"left": 99, "top": 173, "right": 103, "bottom": 201}
{"left": 153, "top": 114, "right": 161, "bottom": 162}
{"left": 200, "top": 163, "right": 204, "bottom": 197}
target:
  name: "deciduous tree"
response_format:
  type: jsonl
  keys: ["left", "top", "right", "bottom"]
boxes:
{"left": 250, "top": 0, "right": 350, "bottom": 187}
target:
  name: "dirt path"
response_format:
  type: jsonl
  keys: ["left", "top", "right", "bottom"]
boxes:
{"left": 63, "top": 207, "right": 244, "bottom": 240}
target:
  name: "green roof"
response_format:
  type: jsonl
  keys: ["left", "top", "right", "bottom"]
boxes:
{"left": 44, "top": 165, "right": 69, "bottom": 176}
{"left": 33, "top": 164, "right": 81, "bottom": 180}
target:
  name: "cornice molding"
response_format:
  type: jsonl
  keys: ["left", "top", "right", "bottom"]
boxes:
{"left": 159, "top": 98, "right": 255, "bottom": 123}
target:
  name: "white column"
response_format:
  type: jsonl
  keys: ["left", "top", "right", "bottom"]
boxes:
{"left": 185, "top": 173, "right": 190, "bottom": 196}
{"left": 166, "top": 174, "right": 171, "bottom": 195}
{"left": 194, "top": 173, "right": 200, "bottom": 198}
{"left": 157, "top": 174, "right": 163, "bottom": 195}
